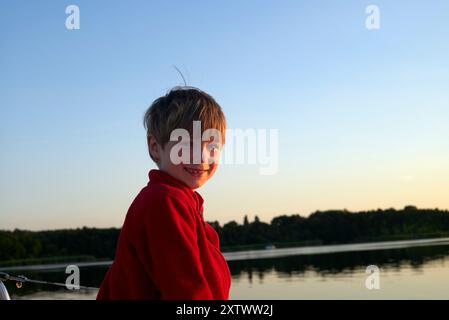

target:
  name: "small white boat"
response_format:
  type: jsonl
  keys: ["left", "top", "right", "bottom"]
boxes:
{"left": 0, "top": 281, "right": 11, "bottom": 300}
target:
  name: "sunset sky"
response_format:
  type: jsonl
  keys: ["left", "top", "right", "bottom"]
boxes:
{"left": 1, "top": 0, "right": 448, "bottom": 230}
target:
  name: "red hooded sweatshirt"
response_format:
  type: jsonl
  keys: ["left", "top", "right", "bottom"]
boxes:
{"left": 97, "top": 169, "right": 231, "bottom": 300}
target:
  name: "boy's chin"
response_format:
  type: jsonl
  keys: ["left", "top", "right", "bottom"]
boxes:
{"left": 184, "top": 179, "right": 204, "bottom": 190}
{"left": 181, "top": 175, "right": 207, "bottom": 190}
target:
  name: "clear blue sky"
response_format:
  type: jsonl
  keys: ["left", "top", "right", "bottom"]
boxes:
{"left": 1, "top": 0, "right": 448, "bottom": 230}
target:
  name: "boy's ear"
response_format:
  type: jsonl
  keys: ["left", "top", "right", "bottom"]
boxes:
{"left": 147, "top": 135, "right": 160, "bottom": 163}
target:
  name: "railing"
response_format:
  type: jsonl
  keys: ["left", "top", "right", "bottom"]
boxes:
{"left": 0, "top": 271, "right": 98, "bottom": 300}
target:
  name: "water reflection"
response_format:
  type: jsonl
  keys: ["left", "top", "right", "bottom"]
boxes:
{"left": 3, "top": 241, "right": 449, "bottom": 299}
{"left": 229, "top": 245, "right": 449, "bottom": 284}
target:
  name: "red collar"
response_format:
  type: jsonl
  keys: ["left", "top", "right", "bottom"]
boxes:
{"left": 148, "top": 169, "right": 204, "bottom": 216}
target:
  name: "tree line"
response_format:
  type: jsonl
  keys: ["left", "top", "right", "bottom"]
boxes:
{"left": 1, "top": 206, "right": 449, "bottom": 263}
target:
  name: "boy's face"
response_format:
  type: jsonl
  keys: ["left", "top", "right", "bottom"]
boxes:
{"left": 151, "top": 136, "right": 221, "bottom": 190}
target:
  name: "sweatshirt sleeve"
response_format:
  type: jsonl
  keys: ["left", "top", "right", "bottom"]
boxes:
{"left": 135, "top": 192, "right": 213, "bottom": 300}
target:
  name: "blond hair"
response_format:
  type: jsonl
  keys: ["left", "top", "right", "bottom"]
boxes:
{"left": 143, "top": 86, "right": 226, "bottom": 161}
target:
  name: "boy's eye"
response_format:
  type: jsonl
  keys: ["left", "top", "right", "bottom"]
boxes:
{"left": 177, "top": 142, "right": 190, "bottom": 148}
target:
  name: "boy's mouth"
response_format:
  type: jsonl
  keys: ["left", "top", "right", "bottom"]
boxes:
{"left": 183, "top": 166, "right": 209, "bottom": 177}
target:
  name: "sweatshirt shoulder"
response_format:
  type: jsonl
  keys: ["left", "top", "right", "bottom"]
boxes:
{"left": 124, "top": 184, "right": 195, "bottom": 227}
{"left": 138, "top": 183, "right": 192, "bottom": 206}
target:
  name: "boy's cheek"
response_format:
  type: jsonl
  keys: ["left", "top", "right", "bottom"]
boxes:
{"left": 208, "top": 165, "right": 218, "bottom": 178}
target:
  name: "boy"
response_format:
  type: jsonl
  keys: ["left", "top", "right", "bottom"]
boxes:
{"left": 97, "top": 87, "right": 231, "bottom": 300}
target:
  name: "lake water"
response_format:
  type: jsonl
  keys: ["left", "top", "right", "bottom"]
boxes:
{"left": 2, "top": 238, "right": 449, "bottom": 300}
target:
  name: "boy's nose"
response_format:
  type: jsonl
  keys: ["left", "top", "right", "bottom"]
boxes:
{"left": 189, "top": 142, "right": 207, "bottom": 165}
{"left": 201, "top": 143, "right": 219, "bottom": 165}
{"left": 189, "top": 140, "right": 219, "bottom": 165}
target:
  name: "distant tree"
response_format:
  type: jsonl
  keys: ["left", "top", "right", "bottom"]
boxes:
{"left": 2, "top": 206, "right": 449, "bottom": 262}
{"left": 243, "top": 215, "right": 249, "bottom": 226}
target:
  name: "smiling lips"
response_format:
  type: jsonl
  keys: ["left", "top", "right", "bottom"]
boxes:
{"left": 183, "top": 166, "right": 209, "bottom": 177}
